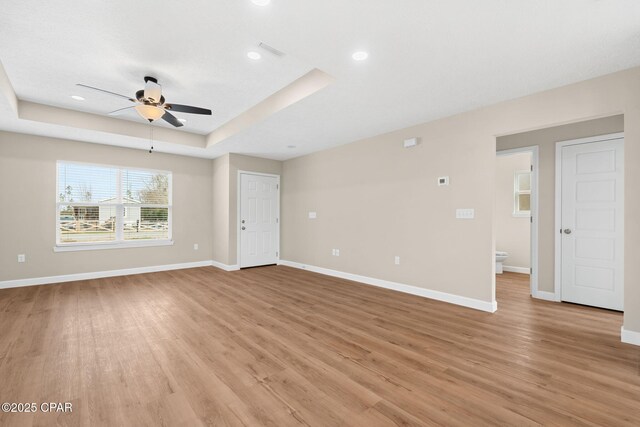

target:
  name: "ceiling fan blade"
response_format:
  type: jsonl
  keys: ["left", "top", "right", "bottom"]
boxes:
{"left": 144, "top": 80, "right": 162, "bottom": 103}
{"left": 76, "top": 84, "right": 136, "bottom": 102}
{"left": 161, "top": 111, "right": 184, "bottom": 127}
{"left": 108, "top": 106, "right": 135, "bottom": 116}
{"left": 164, "top": 103, "right": 212, "bottom": 115}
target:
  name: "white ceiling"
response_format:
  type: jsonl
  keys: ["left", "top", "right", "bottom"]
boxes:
{"left": 1, "top": 0, "right": 640, "bottom": 160}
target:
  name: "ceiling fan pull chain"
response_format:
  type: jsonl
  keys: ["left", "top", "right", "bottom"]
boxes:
{"left": 149, "top": 123, "right": 154, "bottom": 154}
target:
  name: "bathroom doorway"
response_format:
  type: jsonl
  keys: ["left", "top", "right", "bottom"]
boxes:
{"left": 496, "top": 147, "right": 538, "bottom": 297}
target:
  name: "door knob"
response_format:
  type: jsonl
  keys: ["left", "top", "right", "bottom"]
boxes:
{"left": 563, "top": 228, "right": 572, "bottom": 234}
{"left": 241, "top": 220, "right": 245, "bottom": 224}
{"left": 241, "top": 226, "right": 245, "bottom": 230}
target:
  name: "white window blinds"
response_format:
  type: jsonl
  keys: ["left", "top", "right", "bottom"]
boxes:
{"left": 57, "top": 162, "right": 172, "bottom": 246}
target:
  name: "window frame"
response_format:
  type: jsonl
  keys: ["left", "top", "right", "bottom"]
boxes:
{"left": 54, "top": 161, "right": 173, "bottom": 252}
{"left": 513, "top": 169, "right": 531, "bottom": 217}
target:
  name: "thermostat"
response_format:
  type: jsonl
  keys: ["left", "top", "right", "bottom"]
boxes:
{"left": 438, "top": 176, "right": 449, "bottom": 186}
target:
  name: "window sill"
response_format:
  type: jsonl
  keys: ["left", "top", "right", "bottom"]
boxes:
{"left": 53, "top": 240, "right": 174, "bottom": 252}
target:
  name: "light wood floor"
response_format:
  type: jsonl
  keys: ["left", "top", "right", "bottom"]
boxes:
{"left": 0, "top": 267, "right": 639, "bottom": 426}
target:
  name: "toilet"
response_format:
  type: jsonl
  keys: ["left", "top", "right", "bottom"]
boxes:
{"left": 496, "top": 251, "right": 508, "bottom": 274}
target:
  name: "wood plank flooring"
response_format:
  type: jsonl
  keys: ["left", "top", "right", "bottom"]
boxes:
{"left": 0, "top": 267, "right": 638, "bottom": 426}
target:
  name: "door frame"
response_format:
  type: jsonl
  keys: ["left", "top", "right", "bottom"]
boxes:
{"left": 496, "top": 146, "right": 539, "bottom": 299}
{"left": 237, "top": 170, "right": 281, "bottom": 269}
{"left": 554, "top": 132, "right": 624, "bottom": 301}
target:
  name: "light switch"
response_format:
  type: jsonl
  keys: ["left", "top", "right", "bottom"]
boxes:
{"left": 308, "top": 211, "right": 317, "bottom": 219}
{"left": 456, "top": 208, "right": 475, "bottom": 219}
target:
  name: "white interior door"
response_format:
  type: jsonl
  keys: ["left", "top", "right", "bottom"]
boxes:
{"left": 239, "top": 173, "right": 279, "bottom": 268}
{"left": 560, "top": 138, "right": 624, "bottom": 310}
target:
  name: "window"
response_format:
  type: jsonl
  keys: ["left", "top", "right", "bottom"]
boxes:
{"left": 514, "top": 170, "right": 531, "bottom": 217}
{"left": 56, "top": 162, "right": 172, "bottom": 249}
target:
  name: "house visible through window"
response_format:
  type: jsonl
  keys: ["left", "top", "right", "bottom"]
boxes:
{"left": 57, "top": 162, "right": 172, "bottom": 247}
{"left": 514, "top": 170, "right": 531, "bottom": 217}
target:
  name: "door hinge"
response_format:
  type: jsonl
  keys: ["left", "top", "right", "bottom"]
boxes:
{"left": 530, "top": 267, "right": 532, "bottom": 274}
{"left": 276, "top": 218, "right": 279, "bottom": 223}
{"left": 276, "top": 184, "right": 279, "bottom": 190}
{"left": 531, "top": 164, "right": 533, "bottom": 172}
{"left": 530, "top": 216, "right": 533, "bottom": 223}
{"left": 276, "top": 251, "right": 279, "bottom": 257}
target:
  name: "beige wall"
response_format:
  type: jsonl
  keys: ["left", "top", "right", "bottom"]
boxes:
{"left": 212, "top": 154, "right": 230, "bottom": 264}
{"left": 497, "top": 116, "right": 624, "bottom": 291}
{"left": 282, "top": 66, "right": 640, "bottom": 334}
{"left": 211, "top": 153, "right": 282, "bottom": 266}
{"left": 0, "top": 132, "right": 213, "bottom": 281}
{"left": 282, "top": 122, "right": 497, "bottom": 302}
{"left": 495, "top": 152, "right": 531, "bottom": 270}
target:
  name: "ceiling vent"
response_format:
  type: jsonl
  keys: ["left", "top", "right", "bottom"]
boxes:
{"left": 258, "top": 42, "right": 285, "bottom": 57}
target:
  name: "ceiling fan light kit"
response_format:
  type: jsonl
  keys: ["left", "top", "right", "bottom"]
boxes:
{"left": 77, "top": 76, "right": 212, "bottom": 128}
{"left": 135, "top": 104, "right": 165, "bottom": 122}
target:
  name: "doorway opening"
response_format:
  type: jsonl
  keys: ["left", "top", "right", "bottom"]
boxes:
{"left": 495, "top": 147, "right": 538, "bottom": 298}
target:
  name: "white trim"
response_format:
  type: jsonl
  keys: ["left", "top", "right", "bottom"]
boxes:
{"left": 0, "top": 260, "right": 213, "bottom": 290}
{"left": 496, "top": 146, "right": 539, "bottom": 302}
{"left": 502, "top": 266, "right": 530, "bottom": 274}
{"left": 621, "top": 327, "right": 640, "bottom": 347}
{"left": 532, "top": 290, "right": 560, "bottom": 302}
{"left": 53, "top": 239, "right": 174, "bottom": 252}
{"left": 554, "top": 132, "right": 624, "bottom": 302}
{"left": 211, "top": 260, "right": 240, "bottom": 271}
{"left": 278, "top": 260, "right": 497, "bottom": 313}
{"left": 237, "top": 170, "right": 281, "bottom": 269}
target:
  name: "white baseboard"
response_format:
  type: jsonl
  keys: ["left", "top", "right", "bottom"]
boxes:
{"left": 502, "top": 265, "right": 531, "bottom": 274}
{"left": 621, "top": 326, "right": 640, "bottom": 346}
{"left": 211, "top": 260, "right": 240, "bottom": 271}
{"left": 278, "top": 260, "right": 497, "bottom": 313}
{"left": 0, "top": 260, "right": 214, "bottom": 290}
{"left": 532, "top": 290, "right": 560, "bottom": 302}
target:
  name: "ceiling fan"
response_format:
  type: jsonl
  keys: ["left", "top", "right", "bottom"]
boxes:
{"left": 76, "top": 76, "right": 212, "bottom": 127}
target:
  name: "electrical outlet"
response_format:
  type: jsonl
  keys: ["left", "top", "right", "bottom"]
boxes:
{"left": 17, "top": 254, "right": 25, "bottom": 263}
{"left": 331, "top": 249, "right": 335, "bottom": 256}
{"left": 395, "top": 256, "right": 400, "bottom": 265}
{"left": 193, "top": 243, "right": 199, "bottom": 250}
{"left": 308, "top": 211, "right": 317, "bottom": 219}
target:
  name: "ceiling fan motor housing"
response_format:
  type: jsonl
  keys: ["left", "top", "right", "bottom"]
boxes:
{"left": 136, "top": 89, "right": 165, "bottom": 105}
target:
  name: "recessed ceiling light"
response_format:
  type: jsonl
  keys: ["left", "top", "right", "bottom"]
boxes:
{"left": 178, "top": 118, "right": 187, "bottom": 123}
{"left": 252, "top": 0, "right": 271, "bottom": 5}
{"left": 71, "top": 95, "right": 85, "bottom": 101}
{"left": 247, "top": 51, "right": 262, "bottom": 60}
{"left": 352, "top": 51, "right": 368, "bottom": 61}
